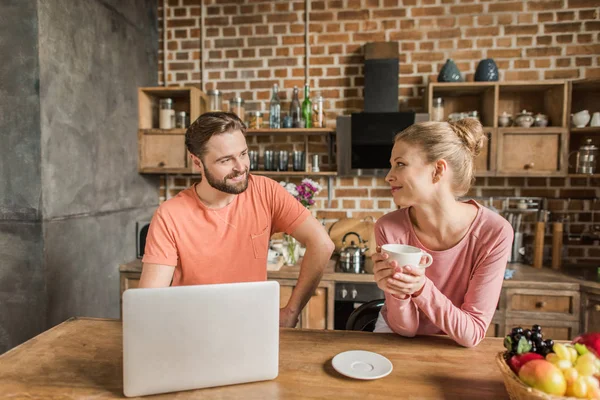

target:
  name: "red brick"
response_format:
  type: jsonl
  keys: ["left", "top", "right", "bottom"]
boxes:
{"left": 266, "top": 13, "right": 298, "bottom": 23}
{"left": 224, "top": 49, "right": 238, "bottom": 58}
{"left": 526, "top": 47, "right": 562, "bottom": 57}
{"left": 389, "top": 30, "right": 423, "bottom": 40}
{"left": 557, "top": 34, "right": 574, "bottom": 44}
{"left": 427, "top": 28, "right": 461, "bottom": 39}
{"left": 420, "top": 42, "right": 434, "bottom": 51}
{"left": 449, "top": 4, "right": 483, "bottom": 13}
{"left": 373, "top": 9, "right": 406, "bottom": 18}
{"left": 339, "top": 10, "right": 369, "bottom": 20}
{"left": 557, "top": 11, "right": 576, "bottom": 21}
{"left": 488, "top": 2, "right": 523, "bottom": 12}
{"left": 466, "top": 27, "right": 500, "bottom": 36}
{"left": 476, "top": 38, "right": 493, "bottom": 47}
{"left": 514, "top": 60, "right": 530, "bottom": 68}
{"left": 567, "top": 44, "right": 600, "bottom": 55}
{"left": 310, "top": 56, "right": 336, "bottom": 65}
{"left": 527, "top": 0, "right": 564, "bottom": 10}
{"left": 167, "top": 18, "right": 197, "bottom": 28}
{"left": 545, "top": 22, "right": 582, "bottom": 33}
{"left": 568, "top": 0, "right": 600, "bottom": 7}
{"left": 451, "top": 50, "right": 482, "bottom": 60}
{"left": 518, "top": 14, "right": 535, "bottom": 24}
{"left": 248, "top": 37, "right": 277, "bottom": 47}
{"left": 578, "top": 34, "right": 593, "bottom": 43}
{"left": 505, "top": 70, "right": 541, "bottom": 80}
{"left": 169, "top": 62, "right": 194, "bottom": 70}
{"left": 268, "top": 58, "right": 298, "bottom": 67}
{"left": 517, "top": 37, "right": 533, "bottom": 46}
{"left": 205, "top": 17, "right": 228, "bottom": 26}
{"left": 411, "top": 52, "right": 445, "bottom": 62}
{"left": 585, "top": 21, "right": 600, "bottom": 31}
{"left": 255, "top": 26, "right": 268, "bottom": 35}
{"left": 214, "top": 38, "right": 243, "bottom": 48}
{"left": 537, "top": 36, "right": 553, "bottom": 45}
{"left": 496, "top": 37, "right": 513, "bottom": 47}
{"left": 576, "top": 57, "right": 592, "bottom": 66}
{"left": 412, "top": 6, "right": 445, "bottom": 16}
{"left": 242, "top": 49, "right": 256, "bottom": 57}
{"left": 544, "top": 69, "right": 580, "bottom": 79}
{"left": 328, "top": 44, "right": 344, "bottom": 54}
{"left": 534, "top": 59, "right": 552, "bottom": 68}
{"left": 579, "top": 9, "right": 597, "bottom": 19}
{"left": 457, "top": 39, "right": 473, "bottom": 49}
{"left": 310, "top": 12, "right": 334, "bottom": 22}
{"left": 538, "top": 12, "right": 554, "bottom": 23}
{"left": 317, "top": 34, "right": 350, "bottom": 44}
{"left": 478, "top": 15, "right": 494, "bottom": 26}
{"left": 504, "top": 25, "right": 538, "bottom": 35}
{"left": 556, "top": 58, "right": 571, "bottom": 67}
{"left": 489, "top": 49, "right": 522, "bottom": 58}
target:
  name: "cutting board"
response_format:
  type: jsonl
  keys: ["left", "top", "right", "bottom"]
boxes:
{"left": 328, "top": 216, "right": 377, "bottom": 257}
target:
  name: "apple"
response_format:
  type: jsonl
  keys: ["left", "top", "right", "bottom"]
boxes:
{"left": 572, "top": 333, "right": 600, "bottom": 358}
{"left": 518, "top": 359, "right": 567, "bottom": 396}
{"left": 508, "top": 352, "right": 544, "bottom": 374}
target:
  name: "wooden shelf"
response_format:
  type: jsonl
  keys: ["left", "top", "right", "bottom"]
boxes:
{"left": 568, "top": 174, "right": 600, "bottom": 178}
{"left": 139, "top": 167, "right": 190, "bottom": 174}
{"left": 570, "top": 127, "right": 600, "bottom": 134}
{"left": 498, "top": 127, "right": 567, "bottom": 133}
{"left": 246, "top": 128, "right": 335, "bottom": 136}
{"left": 141, "top": 128, "right": 186, "bottom": 135}
{"left": 251, "top": 171, "right": 337, "bottom": 177}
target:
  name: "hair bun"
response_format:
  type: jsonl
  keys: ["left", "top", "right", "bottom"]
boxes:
{"left": 449, "top": 118, "right": 485, "bottom": 157}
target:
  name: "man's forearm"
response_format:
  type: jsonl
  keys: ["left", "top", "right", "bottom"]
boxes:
{"left": 284, "top": 240, "right": 333, "bottom": 315}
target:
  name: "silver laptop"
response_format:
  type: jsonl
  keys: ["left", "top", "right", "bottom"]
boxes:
{"left": 122, "top": 281, "right": 280, "bottom": 397}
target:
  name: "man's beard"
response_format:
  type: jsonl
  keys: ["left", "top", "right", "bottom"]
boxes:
{"left": 204, "top": 166, "right": 249, "bottom": 195}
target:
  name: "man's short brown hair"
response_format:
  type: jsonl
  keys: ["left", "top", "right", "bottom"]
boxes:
{"left": 185, "top": 112, "right": 247, "bottom": 159}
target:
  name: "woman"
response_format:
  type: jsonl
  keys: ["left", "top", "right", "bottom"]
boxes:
{"left": 372, "top": 118, "right": 513, "bottom": 347}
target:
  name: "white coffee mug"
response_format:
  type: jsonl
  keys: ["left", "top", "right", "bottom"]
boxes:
{"left": 381, "top": 244, "right": 433, "bottom": 268}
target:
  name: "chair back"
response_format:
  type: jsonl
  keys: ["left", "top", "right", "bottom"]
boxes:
{"left": 345, "top": 299, "right": 385, "bottom": 332}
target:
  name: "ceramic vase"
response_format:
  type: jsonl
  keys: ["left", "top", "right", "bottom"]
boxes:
{"left": 437, "top": 59, "right": 464, "bottom": 82}
{"left": 474, "top": 59, "right": 499, "bottom": 82}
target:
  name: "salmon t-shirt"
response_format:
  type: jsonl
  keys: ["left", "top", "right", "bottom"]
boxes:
{"left": 142, "top": 175, "right": 310, "bottom": 286}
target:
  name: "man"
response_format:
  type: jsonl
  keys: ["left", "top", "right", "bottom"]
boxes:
{"left": 139, "top": 112, "right": 335, "bottom": 328}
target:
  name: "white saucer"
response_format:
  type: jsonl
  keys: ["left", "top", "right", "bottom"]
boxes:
{"left": 331, "top": 350, "right": 393, "bottom": 380}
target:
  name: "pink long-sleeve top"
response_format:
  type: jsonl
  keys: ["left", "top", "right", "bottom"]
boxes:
{"left": 376, "top": 200, "right": 513, "bottom": 347}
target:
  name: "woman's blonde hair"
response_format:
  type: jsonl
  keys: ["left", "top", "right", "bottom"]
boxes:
{"left": 393, "top": 118, "right": 485, "bottom": 196}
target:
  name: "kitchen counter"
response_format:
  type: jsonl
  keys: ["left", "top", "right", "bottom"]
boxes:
{"left": 119, "top": 258, "right": 597, "bottom": 288}
{"left": 0, "top": 317, "right": 510, "bottom": 399}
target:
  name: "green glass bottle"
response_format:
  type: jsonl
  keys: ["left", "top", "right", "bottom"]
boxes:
{"left": 301, "top": 83, "right": 312, "bottom": 128}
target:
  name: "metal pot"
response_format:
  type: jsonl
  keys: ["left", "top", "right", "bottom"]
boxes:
{"left": 338, "top": 232, "right": 369, "bottom": 274}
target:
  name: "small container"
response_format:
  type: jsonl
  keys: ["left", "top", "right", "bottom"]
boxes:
{"left": 515, "top": 110, "right": 534, "bottom": 128}
{"left": 282, "top": 115, "right": 293, "bottom": 128}
{"left": 312, "top": 91, "right": 326, "bottom": 128}
{"left": 207, "top": 90, "right": 222, "bottom": 112}
{"left": 431, "top": 97, "right": 444, "bottom": 122}
{"left": 176, "top": 111, "right": 188, "bottom": 128}
{"left": 576, "top": 138, "right": 598, "bottom": 174}
{"left": 498, "top": 111, "right": 512, "bottom": 127}
{"left": 312, "top": 154, "right": 320, "bottom": 172}
{"left": 229, "top": 97, "right": 245, "bottom": 119}
{"left": 247, "top": 111, "right": 263, "bottom": 129}
{"left": 159, "top": 98, "right": 175, "bottom": 129}
{"left": 533, "top": 113, "right": 548, "bottom": 127}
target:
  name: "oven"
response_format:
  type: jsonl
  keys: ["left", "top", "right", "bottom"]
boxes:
{"left": 334, "top": 282, "right": 384, "bottom": 330}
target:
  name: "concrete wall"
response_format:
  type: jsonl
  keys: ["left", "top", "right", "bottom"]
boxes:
{"left": 37, "top": 0, "right": 159, "bottom": 327}
{"left": 0, "top": 0, "right": 160, "bottom": 352}
{"left": 0, "top": 0, "right": 46, "bottom": 354}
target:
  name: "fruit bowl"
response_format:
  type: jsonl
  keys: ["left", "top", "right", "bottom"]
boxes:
{"left": 496, "top": 351, "right": 579, "bottom": 400}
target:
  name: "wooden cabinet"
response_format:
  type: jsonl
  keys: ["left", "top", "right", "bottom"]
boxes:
{"left": 568, "top": 79, "right": 600, "bottom": 177}
{"left": 427, "top": 81, "right": 571, "bottom": 177}
{"left": 501, "top": 288, "right": 580, "bottom": 340}
{"left": 581, "top": 287, "right": 600, "bottom": 334}
{"left": 497, "top": 128, "right": 567, "bottom": 176}
{"left": 137, "top": 87, "right": 206, "bottom": 174}
{"left": 276, "top": 279, "right": 334, "bottom": 330}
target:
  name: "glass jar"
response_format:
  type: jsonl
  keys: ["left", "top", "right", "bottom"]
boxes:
{"left": 576, "top": 138, "right": 598, "bottom": 174}
{"left": 229, "top": 97, "right": 245, "bottom": 119}
{"left": 176, "top": 111, "right": 187, "bottom": 129}
{"left": 312, "top": 91, "right": 325, "bottom": 128}
{"left": 207, "top": 90, "right": 222, "bottom": 112}
{"left": 247, "top": 111, "right": 263, "bottom": 129}
{"left": 431, "top": 97, "right": 444, "bottom": 122}
{"left": 159, "top": 98, "right": 175, "bottom": 129}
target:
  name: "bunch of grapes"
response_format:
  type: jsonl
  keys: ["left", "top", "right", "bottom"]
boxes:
{"left": 504, "top": 324, "right": 555, "bottom": 359}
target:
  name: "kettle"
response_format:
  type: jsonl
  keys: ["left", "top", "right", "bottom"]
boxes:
{"left": 338, "top": 232, "right": 369, "bottom": 274}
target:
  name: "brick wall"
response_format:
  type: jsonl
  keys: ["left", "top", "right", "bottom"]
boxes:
{"left": 157, "top": 0, "right": 600, "bottom": 268}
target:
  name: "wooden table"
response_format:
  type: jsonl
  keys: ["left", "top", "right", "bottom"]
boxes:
{"left": 0, "top": 318, "right": 509, "bottom": 399}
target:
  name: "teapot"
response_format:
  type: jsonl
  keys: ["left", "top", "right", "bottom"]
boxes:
{"left": 338, "top": 232, "right": 369, "bottom": 274}
{"left": 515, "top": 110, "right": 534, "bottom": 128}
